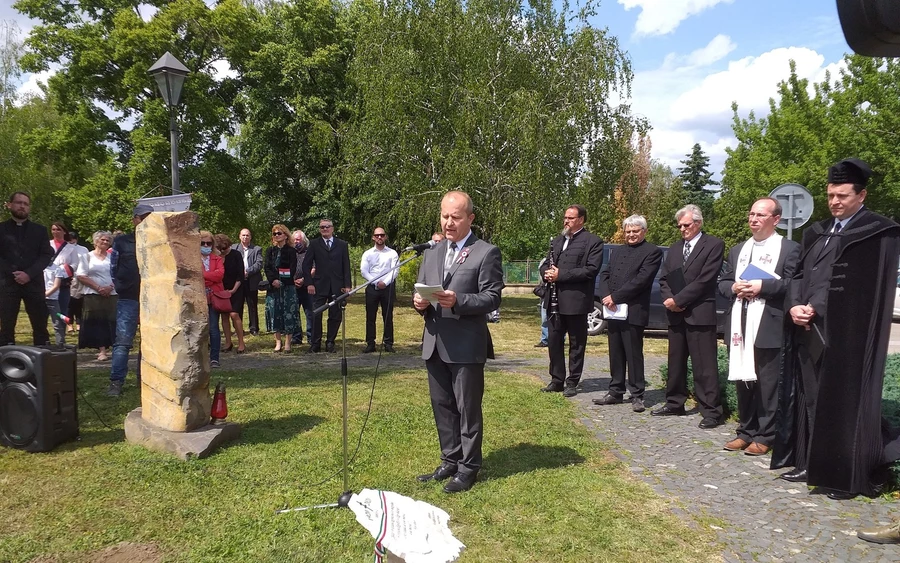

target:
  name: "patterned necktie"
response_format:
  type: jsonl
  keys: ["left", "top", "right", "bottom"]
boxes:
{"left": 826, "top": 222, "right": 842, "bottom": 245}
{"left": 326, "top": 239, "right": 332, "bottom": 250}
{"left": 683, "top": 241, "right": 691, "bottom": 265}
{"left": 444, "top": 242, "right": 458, "bottom": 271}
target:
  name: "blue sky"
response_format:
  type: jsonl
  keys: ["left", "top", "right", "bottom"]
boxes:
{"left": 589, "top": 0, "right": 851, "bottom": 177}
{"left": 4, "top": 0, "right": 853, "bottom": 178}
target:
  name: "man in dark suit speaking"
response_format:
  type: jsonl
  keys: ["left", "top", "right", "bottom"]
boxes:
{"left": 654, "top": 204, "right": 725, "bottom": 429}
{"left": 594, "top": 214, "right": 662, "bottom": 413}
{"left": 413, "top": 191, "right": 503, "bottom": 493}
{"left": 539, "top": 204, "right": 604, "bottom": 398}
{"left": 302, "top": 218, "right": 351, "bottom": 353}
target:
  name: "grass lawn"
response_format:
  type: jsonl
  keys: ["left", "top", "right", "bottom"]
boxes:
{"left": 0, "top": 295, "right": 714, "bottom": 562}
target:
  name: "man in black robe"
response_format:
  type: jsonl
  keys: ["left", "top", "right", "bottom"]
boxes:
{"left": 774, "top": 158, "right": 900, "bottom": 499}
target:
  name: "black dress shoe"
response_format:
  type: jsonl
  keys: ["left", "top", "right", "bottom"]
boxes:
{"left": 534, "top": 341, "right": 548, "bottom": 348}
{"left": 443, "top": 472, "right": 477, "bottom": 493}
{"left": 416, "top": 463, "right": 457, "bottom": 483}
{"left": 779, "top": 468, "right": 808, "bottom": 483}
{"left": 540, "top": 383, "right": 564, "bottom": 393}
{"left": 362, "top": 343, "right": 376, "bottom": 353}
{"left": 384, "top": 344, "right": 394, "bottom": 353}
{"left": 308, "top": 345, "right": 321, "bottom": 353}
{"left": 824, "top": 489, "right": 858, "bottom": 500}
{"left": 325, "top": 342, "right": 336, "bottom": 353}
{"left": 562, "top": 386, "right": 578, "bottom": 397}
{"left": 650, "top": 405, "right": 686, "bottom": 417}
{"left": 698, "top": 417, "right": 721, "bottom": 429}
{"left": 592, "top": 393, "right": 623, "bottom": 406}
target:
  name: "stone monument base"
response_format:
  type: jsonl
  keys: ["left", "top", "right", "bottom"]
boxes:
{"left": 124, "top": 407, "right": 240, "bottom": 460}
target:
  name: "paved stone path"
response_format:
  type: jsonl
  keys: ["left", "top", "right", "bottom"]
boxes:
{"left": 507, "top": 353, "right": 900, "bottom": 563}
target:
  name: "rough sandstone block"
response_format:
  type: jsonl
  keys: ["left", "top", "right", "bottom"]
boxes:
{"left": 136, "top": 211, "right": 211, "bottom": 432}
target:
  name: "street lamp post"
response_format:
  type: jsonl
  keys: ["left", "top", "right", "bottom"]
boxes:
{"left": 148, "top": 52, "right": 190, "bottom": 195}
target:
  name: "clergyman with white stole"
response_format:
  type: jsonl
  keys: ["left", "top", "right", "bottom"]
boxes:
{"left": 718, "top": 197, "right": 800, "bottom": 456}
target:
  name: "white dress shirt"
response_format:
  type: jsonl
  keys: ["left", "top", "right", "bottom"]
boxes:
{"left": 360, "top": 245, "right": 399, "bottom": 286}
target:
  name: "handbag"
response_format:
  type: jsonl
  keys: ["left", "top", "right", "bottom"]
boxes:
{"left": 209, "top": 289, "right": 232, "bottom": 313}
{"left": 533, "top": 282, "right": 547, "bottom": 298}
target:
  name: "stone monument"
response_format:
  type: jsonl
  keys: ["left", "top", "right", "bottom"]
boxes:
{"left": 124, "top": 211, "right": 239, "bottom": 459}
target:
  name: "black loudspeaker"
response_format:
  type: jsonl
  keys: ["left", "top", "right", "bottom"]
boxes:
{"left": 0, "top": 346, "right": 79, "bottom": 452}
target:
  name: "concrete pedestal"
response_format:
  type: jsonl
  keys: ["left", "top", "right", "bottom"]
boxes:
{"left": 124, "top": 407, "right": 240, "bottom": 460}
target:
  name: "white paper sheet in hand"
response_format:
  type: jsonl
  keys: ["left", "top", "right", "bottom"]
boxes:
{"left": 348, "top": 489, "right": 465, "bottom": 563}
{"left": 414, "top": 283, "right": 444, "bottom": 307}
{"left": 602, "top": 303, "right": 628, "bottom": 320}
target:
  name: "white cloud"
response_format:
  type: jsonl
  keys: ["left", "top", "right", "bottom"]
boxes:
{"left": 618, "top": 0, "right": 735, "bottom": 37}
{"left": 209, "top": 59, "right": 238, "bottom": 82}
{"left": 15, "top": 69, "right": 54, "bottom": 101}
{"left": 630, "top": 42, "right": 840, "bottom": 178}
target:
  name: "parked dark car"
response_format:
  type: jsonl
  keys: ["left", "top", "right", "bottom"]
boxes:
{"left": 588, "top": 244, "right": 729, "bottom": 335}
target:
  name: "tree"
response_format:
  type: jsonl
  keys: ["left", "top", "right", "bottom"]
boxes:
{"left": 678, "top": 143, "right": 717, "bottom": 223}
{"left": 15, "top": 0, "right": 255, "bottom": 235}
{"left": 334, "top": 0, "right": 637, "bottom": 256}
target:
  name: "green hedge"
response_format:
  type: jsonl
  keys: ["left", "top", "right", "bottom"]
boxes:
{"left": 659, "top": 347, "right": 736, "bottom": 418}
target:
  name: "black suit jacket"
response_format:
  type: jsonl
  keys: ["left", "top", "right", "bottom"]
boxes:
{"left": 598, "top": 241, "right": 663, "bottom": 327}
{"left": 302, "top": 236, "right": 352, "bottom": 296}
{"left": 659, "top": 233, "right": 725, "bottom": 326}
{"left": 718, "top": 237, "right": 801, "bottom": 348}
{"left": 0, "top": 219, "right": 53, "bottom": 289}
{"left": 788, "top": 209, "right": 875, "bottom": 325}
{"left": 539, "top": 229, "right": 604, "bottom": 316}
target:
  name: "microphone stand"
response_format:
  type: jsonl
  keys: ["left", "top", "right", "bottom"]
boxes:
{"left": 277, "top": 246, "right": 430, "bottom": 514}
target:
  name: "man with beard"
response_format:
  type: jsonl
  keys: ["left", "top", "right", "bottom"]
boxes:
{"left": 774, "top": 158, "right": 900, "bottom": 500}
{"left": 593, "top": 214, "right": 662, "bottom": 412}
{"left": 360, "top": 227, "right": 399, "bottom": 353}
{"left": 719, "top": 198, "right": 799, "bottom": 455}
{"left": 0, "top": 192, "right": 54, "bottom": 345}
{"left": 539, "top": 204, "right": 604, "bottom": 398}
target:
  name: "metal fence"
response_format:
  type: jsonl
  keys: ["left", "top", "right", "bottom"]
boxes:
{"left": 503, "top": 260, "right": 543, "bottom": 284}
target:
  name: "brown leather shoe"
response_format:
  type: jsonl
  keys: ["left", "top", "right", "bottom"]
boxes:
{"left": 858, "top": 520, "right": 900, "bottom": 544}
{"left": 744, "top": 442, "right": 770, "bottom": 456}
{"left": 723, "top": 438, "right": 750, "bottom": 451}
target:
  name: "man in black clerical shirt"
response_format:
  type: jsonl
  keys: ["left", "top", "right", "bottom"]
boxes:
{"left": 0, "top": 192, "right": 54, "bottom": 345}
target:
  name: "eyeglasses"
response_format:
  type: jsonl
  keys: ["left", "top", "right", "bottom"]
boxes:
{"left": 677, "top": 222, "right": 695, "bottom": 229}
{"left": 272, "top": 232, "right": 284, "bottom": 237}
{"left": 319, "top": 225, "right": 333, "bottom": 230}
{"left": 373, "top": 234, "right": 386, "bottom": 238}
{"left": 200, "top": 241, "right": 214, "bottom": 247}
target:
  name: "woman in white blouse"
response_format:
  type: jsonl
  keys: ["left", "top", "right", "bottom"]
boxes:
{"left": 76, "top": 231, "right": 117, "bottom": 361}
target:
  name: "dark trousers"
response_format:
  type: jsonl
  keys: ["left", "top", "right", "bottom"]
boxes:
{"left": 425, "top": 354, "right": 484, "bottom": 476}
{"left": 548, "top": 312, "right": 588, "bottom": 388}
{"left": 793, "top": 339, "right": 820, "bottom": 471}
{"left": 364, "top": 283, "right": 395, "bottom": 345}
{"left": 311, "top": 293, "right": 342, "bottom": 347}
{"left": 0, "top": 282, "right": 50, "bottom": 346}
{"left": 665, "top": 323, "right": 723, "bottom": 419}
{"left": 241, "top": 278, "right": 260, "bottom": 333}
{"left": 735, "top": 347, "right": 780, "bottom": 446}
{"left": 292, "top": 287, "right": 313, "bottom": 344}
{"left": 607, "top": 320, "right": 646, "bottom": 399}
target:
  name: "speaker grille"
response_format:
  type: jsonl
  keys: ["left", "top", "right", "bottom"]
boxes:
{"left": 0, "top": 384, "right": 38, "bottom": 446}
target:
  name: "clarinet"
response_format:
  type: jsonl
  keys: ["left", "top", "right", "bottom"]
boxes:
{"left": 547, "top": 238, "right": 560, "bottom": 319}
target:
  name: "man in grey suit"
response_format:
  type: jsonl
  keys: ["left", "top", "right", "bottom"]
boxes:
{"left": 413, "top": 191, "right": 503, "bottom": 493}
{"left": 232, "top": 228, "right": 263, "bottom": 336}
{"left": 719, "top": 197, "right": 800, "bottom": 456}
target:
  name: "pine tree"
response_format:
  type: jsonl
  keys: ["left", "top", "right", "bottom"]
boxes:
{"left": 678, "top": 143, "right": 718, "bottom": 222}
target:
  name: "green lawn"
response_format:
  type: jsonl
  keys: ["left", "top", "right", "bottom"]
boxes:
{"left": 0, "top": 295, "right": 714, "bottom": 562}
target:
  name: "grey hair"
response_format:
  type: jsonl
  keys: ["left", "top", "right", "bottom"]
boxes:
{"left": 92, "top": 230, "right": 113, "bottom": 244}
{"left": 623, "top": 214, "right": 647, "bottom": 230}
{"left": 675, "top": 204, "right": 703, "bottom": 226}
{"left": 292, "top": 229, "right": 309, "bottom": 246}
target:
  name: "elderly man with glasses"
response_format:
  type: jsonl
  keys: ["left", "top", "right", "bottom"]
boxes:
{"left": 301, "top": 219, "right": 351, "bottom": 353}
{"left": 654, "top": 204, "right": 725, "bottom": 429}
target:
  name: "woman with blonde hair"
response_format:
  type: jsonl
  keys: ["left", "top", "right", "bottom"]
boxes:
{"left": 76, "top": 231, "right": 117, "bottom": 361}
{"left": 200, "top": 230, "right": 224, "bottom": 368}
{"left": 215, "top": 233, "right": 246, "bottom": 354}
{"left": 264, "top": 223, "right": 300, "bottom": 352}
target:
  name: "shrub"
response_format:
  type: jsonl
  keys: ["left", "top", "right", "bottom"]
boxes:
{"left": 660, "top": 347, "right": 735, "bottom": 418}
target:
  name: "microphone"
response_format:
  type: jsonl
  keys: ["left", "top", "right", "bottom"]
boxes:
{"left": 403, "top": 240, "right": 438, "bottom": 252}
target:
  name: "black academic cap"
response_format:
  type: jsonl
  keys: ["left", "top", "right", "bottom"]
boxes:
{"left": 827, "top": 158, "right": 873, "bottom": 186}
